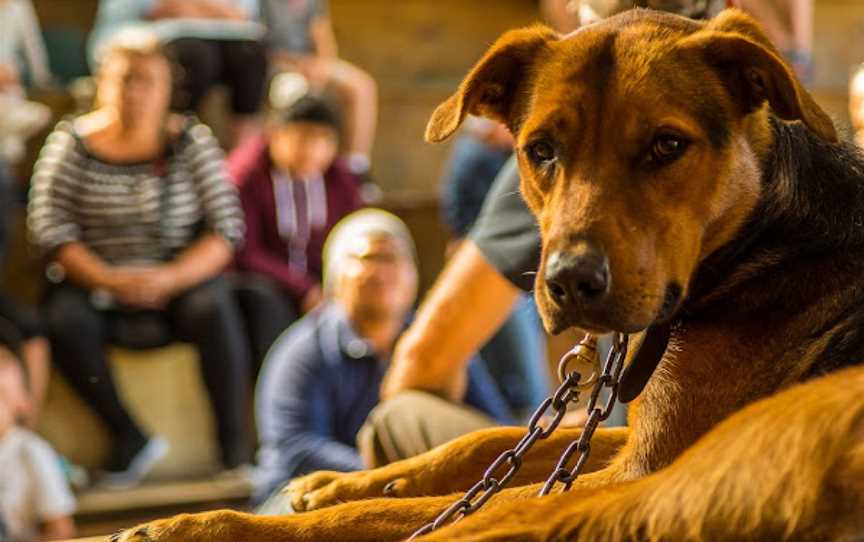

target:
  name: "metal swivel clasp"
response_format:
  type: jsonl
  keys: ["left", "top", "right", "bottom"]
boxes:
{"left": 557, "top": 334, "right": 600, "bottom": 391}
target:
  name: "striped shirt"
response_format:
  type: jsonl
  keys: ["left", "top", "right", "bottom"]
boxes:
{"left": 28, "top": 117, "right": 244, "bottom": 266}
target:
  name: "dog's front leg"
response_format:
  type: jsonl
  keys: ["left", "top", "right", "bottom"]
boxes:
{"left": 113, "top": 489, "right": 541, "bottom": 542}
{"left": 419, "top": 367, "right": 864, "bottom": 542}
{"left": 112, "top": 462, "right": 634, "bottom": 542}
{"left": 289, "top": 425, "right": 629, "bottom": 512}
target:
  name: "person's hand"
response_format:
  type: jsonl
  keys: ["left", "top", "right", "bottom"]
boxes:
{"left": 301, "top": 285, "right": 324, "bottom": 313}
{"left": 106, "top": 267, "right": 180, "bottom": 309}
{"left": 380, "top": 336, "right": 468, "bottom": 403}
{"left": 104, "top": 269, "right": 144, "bottom": 305}
{"left": 135, "top": 267, "right": 182, "bottom": 309}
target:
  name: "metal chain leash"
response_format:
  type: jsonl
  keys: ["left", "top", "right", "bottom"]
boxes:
{"left": 539, "top": 332, "right": 628, "bottom": 495}
{"left": 409, "top": 332, "right": 629, "bottom": 540}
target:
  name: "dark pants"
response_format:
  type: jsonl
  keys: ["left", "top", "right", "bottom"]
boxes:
{"left": 44, "top": 277, "right": 251, "bottom": 468}
{"left": 167, "top": 38, "right": 268, "bottom": 114}
{"left": 232, "top": 273, "right": 298, "bottom": 377}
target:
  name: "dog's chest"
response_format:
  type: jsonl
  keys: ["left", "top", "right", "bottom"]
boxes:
{"left": 621, "top": 317, "right": 811, "bottom": 474}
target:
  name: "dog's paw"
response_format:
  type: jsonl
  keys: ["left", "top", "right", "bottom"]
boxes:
{"left": 110, "top": 520, "right": 164, "bottom": 542}
{"left": 287, "top": 470, "right": 408, "bottom": 512}
{"left": 111, "top": 511, "right": 242, "bottom": 542}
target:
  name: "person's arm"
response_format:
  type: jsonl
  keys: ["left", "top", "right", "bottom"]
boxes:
{"left": 28, "top": 125, "right": 109, "bottom": 290}
{"left": 138, "top": 123, "right": 244, "bottom": 296}
{"left": 53, "top": 243, "right": 124, "bottom": 290}
{"left": 381, "top": 241, "right": 521, "bottom": 401}
{"left": 185, "top": 121, "right": 246, "bottom": 254}
{"left": 381, "top": 156, "right": 540, "bottom": 402}
{"left": 162, "top": 233, "right": 233, "bottom": 291}
{"left": 256, "top": 330, "right": 365, "bottom": 477}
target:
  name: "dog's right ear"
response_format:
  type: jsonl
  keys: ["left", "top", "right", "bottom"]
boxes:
{"left": 425, "top": 25, "right": 556, "bottom": 143}
{"left": 680, "top": 9, "right": 837, "bottom": 143}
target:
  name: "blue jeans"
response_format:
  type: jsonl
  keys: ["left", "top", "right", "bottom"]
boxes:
{"left": 479, "top": 295, "right": 550, "bottom": 420}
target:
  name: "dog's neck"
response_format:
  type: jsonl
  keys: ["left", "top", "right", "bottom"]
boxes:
{"left": 618, "top": 118, "right": 864, "bottom": 476}
{"left": 687, "top": 117, "right": 864, "bottom": 316}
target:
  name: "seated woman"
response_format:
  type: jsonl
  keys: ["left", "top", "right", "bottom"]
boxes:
{"left": 254, "top": 209, "right": 513, "bottom": 506}
{"left": 229, "top": 90, "right": 364, "bottom": 328}
{"left": 28, "top": 30, "right": 250, "bottom": 488}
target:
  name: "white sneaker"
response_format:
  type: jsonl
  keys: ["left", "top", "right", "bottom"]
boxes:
{"left": 97, "top": 437, "right": 169, "bottom": 490}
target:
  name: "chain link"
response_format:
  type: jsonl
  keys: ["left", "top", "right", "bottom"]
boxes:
{"left": 540, "top": 332, "right": 628, "bottom": 495}
{"left": 409, "top": 333, "right": 628, "bottom": 540}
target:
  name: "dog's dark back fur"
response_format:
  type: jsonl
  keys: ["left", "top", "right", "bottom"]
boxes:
{"left": 687, "top": 119, "right": 864, "bottom": 378}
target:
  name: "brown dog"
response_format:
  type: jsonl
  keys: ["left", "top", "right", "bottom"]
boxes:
{"left": 115, "top": 8, "right": 864, "bottom": 541}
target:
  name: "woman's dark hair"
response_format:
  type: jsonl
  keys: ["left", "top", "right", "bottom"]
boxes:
{"left": 272, "top": 95, "right": 342, "bottom": 136}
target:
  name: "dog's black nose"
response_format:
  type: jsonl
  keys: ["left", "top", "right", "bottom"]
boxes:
{"left": 545, "top": 245, "right": 609, "bottom": 308}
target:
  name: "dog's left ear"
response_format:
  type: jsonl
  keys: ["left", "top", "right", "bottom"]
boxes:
{"left": 425, "top": 25, "right": 557, "bottom": 143}
{"left": 679, "top": 12, "right": 836, "bottom": 143}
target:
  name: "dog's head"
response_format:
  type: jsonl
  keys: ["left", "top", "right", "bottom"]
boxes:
{"left": 427, "top": 9, "right": 836, "bottom": 334}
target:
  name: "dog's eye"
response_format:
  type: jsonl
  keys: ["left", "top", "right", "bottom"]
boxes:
{"left": 650, "top": 135, "right": 688, "bottom": 163}
{"left": 526, "top": 140, "right": 556, "bottom": 165}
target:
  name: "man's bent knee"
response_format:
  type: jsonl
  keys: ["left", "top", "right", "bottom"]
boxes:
{"left": 358, "top": 391, "right": 497, "bottom": 468}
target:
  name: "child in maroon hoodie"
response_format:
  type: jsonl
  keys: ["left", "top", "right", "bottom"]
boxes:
{"left": 228, "top": 95, "right": 364, "bottom": 321}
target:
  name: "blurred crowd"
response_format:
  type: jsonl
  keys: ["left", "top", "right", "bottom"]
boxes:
{"left": 0, "top": 0, "right": 858, "bottom": 540}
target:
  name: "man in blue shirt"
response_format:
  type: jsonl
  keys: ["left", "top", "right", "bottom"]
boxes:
{"left": 254, "top": 209, "right": 512, "bottom": 504}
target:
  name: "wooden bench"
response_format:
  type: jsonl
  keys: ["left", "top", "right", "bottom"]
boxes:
{"left": 38, "top": 344, "right": 252, "bottom": 537}
{"left": 39, "top": 344, "right": 224, "bottom": 478}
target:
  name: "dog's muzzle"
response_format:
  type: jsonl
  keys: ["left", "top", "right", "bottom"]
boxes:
{"left": 544, "top": 242, "right": 610, "bottom": 314}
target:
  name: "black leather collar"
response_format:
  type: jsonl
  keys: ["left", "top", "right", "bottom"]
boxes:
{"left": 617, "top": 323, "right": 673, "bottom": 403}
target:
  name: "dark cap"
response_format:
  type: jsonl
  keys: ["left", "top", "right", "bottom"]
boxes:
{"left": 272, "top": 95, "right": 342, "bottom": 134}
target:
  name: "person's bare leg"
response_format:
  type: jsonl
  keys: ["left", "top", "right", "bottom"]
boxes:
{"left": 327, "top": 60, "right": 378, "bottom": 163}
